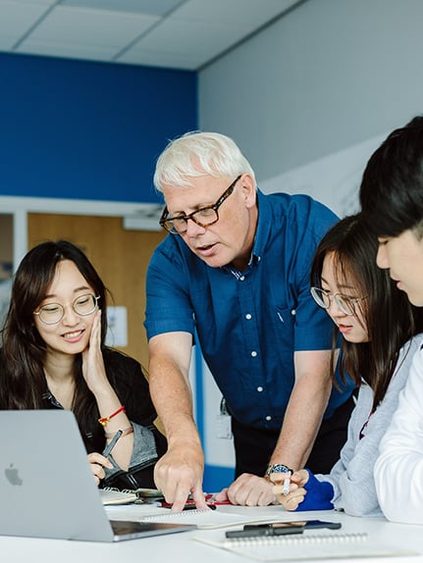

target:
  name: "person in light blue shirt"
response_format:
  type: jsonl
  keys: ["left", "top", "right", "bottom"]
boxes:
{"left": 144, "top": 131, "right": 355, "bottom": 512}
{"left": 272, "top": 214, "right": 422, "bottom": 517}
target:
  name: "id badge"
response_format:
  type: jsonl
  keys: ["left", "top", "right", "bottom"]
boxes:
{"left": 216, "top": 397, "right": 232, "bottom": 439}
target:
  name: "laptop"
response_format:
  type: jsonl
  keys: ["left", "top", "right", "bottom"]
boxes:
{"left": 0, "top": 410, "right": 195, "bottom": 542}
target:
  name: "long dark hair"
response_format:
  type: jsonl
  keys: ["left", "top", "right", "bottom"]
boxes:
{"left": 0, "top": 240, "right": 108, "bottom": 434}
{"left": 359, "top": 115, "right": 423, "bottom": 238}
{"left": 311, "top": 214, "right": 418, "bottom": 411}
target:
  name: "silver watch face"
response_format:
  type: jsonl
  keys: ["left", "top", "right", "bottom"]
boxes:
{"left": 266, "top": 463, "right": 292, "bottom": 475}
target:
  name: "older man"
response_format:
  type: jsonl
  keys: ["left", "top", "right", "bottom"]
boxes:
{"left": 145, "top": 131, "right": 354, "bottom": 511}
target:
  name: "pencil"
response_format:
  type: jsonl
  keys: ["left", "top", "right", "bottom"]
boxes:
{"left": 282, "top": 476, "right": 291, "bottom": 496}
{"left": 103, "top": 429, "right": 123, "bottom": 457}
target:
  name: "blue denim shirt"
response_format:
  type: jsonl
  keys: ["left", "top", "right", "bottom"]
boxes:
{"left": 145, "top": 189, "right": 354, "bottom": 429}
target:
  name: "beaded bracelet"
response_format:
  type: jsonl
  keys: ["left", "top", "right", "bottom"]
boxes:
{"left": 98, "top": 405, "right": 125, "bottom": 427}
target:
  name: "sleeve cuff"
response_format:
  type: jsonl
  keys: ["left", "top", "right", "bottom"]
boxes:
{"left": 294, "top": 469, "right": 334, "bottom": 511}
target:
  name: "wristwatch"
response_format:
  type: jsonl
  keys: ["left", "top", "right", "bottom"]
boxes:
{"left": 265, "top": 463, "right": 293, "bottom": 478}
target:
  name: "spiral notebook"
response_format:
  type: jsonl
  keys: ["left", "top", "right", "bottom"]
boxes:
{"left": 194, "top": 532, "right": 419, "bottom": 561}
{"left": 100, "top": 488, "right": 138, "bottom": 506}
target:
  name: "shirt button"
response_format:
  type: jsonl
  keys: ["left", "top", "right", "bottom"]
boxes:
{"left": 251, "top": 351, "right": 257, "bottom": 357}
{"left": 245, "top": 313, "right": 252, "bottom": 320}
{"left": 265, "top": 415, "right": 272, "bottom": 421}
{"left": 291, "top": 309, "right": 296, "bottom": 315}
{"left": 239, "top": 276, "right": 245, "bottom": 281}
{"left": 257, "top": 386, "right": 263, "bottom": 392}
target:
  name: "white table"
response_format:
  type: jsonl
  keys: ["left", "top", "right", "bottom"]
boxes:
{"left": 1, "top": 506, "right": 422, "bottom": 563}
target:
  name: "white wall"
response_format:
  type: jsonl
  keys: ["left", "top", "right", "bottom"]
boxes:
{"left": 199, "top": 0, "right": 423, "bottom": 186}
{"left": 198, "top": 0, "right": 423, "bottom": 474}
{"left": 259, "top": 132, "right": 386, "bottom": 216}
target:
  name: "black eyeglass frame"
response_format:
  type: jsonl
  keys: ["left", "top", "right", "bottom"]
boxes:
{"left": 159, "top": 174, "right": 242, "bottom": 234}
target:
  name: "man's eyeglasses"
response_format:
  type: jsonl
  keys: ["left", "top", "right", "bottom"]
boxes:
{"left": 159, "top": 175, "right": 242, "bottom": 235}
{"left": 310, "top": 287, "right": 366, "bottom": 317}
{"left": 34, "top": 294, "right": 100, "bottom": 325}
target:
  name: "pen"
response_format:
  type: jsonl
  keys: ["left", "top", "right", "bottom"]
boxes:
{"left": 103, "top": 429, "right": 123, "bottom": 457}
{"left": 282, "top": 475, "right": 291, "bottom": 496}
{"left": 204, "top": 493, "right": 232, "bottom": 505}
{"left": 226, "top": 526, "right": 303, "bottom": 539}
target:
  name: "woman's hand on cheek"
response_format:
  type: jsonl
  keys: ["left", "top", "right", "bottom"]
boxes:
{"left": 82, "top": 310, "right": 109, "bottom": 393}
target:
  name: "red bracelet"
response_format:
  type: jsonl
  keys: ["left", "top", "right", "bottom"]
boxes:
{"left": 98, "top": 405, "right": 125, "bottom": 427}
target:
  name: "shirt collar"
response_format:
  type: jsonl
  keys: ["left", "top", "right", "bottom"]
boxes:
{"left": 222, "top": 188, "right": 271, "bottom": 276}
{"left": 251, "top": 188, "right": 272, "bottom": 262}
{"left": 42, "top": 390, "right": 63, "bottom": 409}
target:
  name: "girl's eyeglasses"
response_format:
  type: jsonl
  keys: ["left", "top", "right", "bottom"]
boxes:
{"left": 34, "top": 294, "right": 100, "bottom": 325}
{"left": 310, "top": 287, "right": 366, "bottom": 317}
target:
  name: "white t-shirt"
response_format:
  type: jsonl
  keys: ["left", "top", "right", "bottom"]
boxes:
{"left": 375, "top": 341, "right": 423, "bottom": 524}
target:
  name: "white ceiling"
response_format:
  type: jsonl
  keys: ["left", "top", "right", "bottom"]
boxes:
{"left": 0, "top": 0, "right": 302, "bottom": 71}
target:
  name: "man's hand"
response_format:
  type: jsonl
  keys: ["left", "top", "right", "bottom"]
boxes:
{"left": 153, "top": 443, "right": 208, "bottom": 512}
{"left": 271, "top": 469, "right": 308, "bottom": 510}
{"left": 215, "top": 473, "right": 276, "bottom": 506}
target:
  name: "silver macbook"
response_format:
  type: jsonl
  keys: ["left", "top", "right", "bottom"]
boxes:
{"left": 0, "top": 410, "right": 194, "bottom": 542}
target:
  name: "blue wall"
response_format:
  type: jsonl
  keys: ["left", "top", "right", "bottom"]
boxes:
{"left": 0, "top": 53, "right": 197, "bottom": 203}
{"left": 0, "top": 52, "right": 230, "bottom": 491}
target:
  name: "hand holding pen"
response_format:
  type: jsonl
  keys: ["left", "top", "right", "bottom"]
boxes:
{"left": 272, "top": 469, "right": 309, "bottom": 511}
{"left": 267, "top": 464, "right": 293, "bottom": 497}
{"left": 87, "top": 451, "right": 113, "bottom": 486}
{"left": 103, "top": 429, "right": 123, "bottom": 458}
{"left": 87, "top": 429, "right": 124, "bottom": 487}
{"left": 283, "top": 475, "right": 291, "bottom": 496}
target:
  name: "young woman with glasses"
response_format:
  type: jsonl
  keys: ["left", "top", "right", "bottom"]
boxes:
{"left": 0, "top": 240, "right": 165, "bottom": 489}
{"left": 271, "top": 214, "right": 423, "bottom": 517}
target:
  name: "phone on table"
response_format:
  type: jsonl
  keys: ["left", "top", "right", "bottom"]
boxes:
{"left": 244, "top": 520, "right": 342, "bottom": 531}
{"left": 161, "top": 499, "right": 217, "bottom": 511}
{"left": 226, "top": 520, "right": 341, "bottom": 539}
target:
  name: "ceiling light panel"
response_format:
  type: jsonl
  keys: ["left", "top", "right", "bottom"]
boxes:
{"left": 60, "top": 0, "right": 185, "bottom": 17}
{"left": 23, "top": 6, "right": 159, "bottom": 48}
{"left": 173, "top": 0, "right": 297, "bottom": 26}
{"left": 127, "top": 18, "right": 251, "bottom": 59}
{"left": 10, "top": 0, "right": 56, "bottom": 5}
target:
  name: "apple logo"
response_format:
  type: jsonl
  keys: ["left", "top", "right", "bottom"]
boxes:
{"left": 4, "top": 464, "right": 23, "bottom": 486}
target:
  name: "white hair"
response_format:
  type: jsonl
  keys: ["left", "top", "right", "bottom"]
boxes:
{"left": 153, "top": 131, "right": 255, "bottom": 192}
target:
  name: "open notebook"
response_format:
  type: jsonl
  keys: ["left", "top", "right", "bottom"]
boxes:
{"left": 0, "top": 410, "right": 194, "bottom": 542}
{"left": 107, "top": 505, "right": 297, "bottom": 530}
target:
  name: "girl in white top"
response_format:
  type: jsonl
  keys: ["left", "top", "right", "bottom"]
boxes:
{"left": 271, "top": 214, "right": 422, "bottom": 517}
{"left": 358, "top": 115, "right": 423, "bottom": 524}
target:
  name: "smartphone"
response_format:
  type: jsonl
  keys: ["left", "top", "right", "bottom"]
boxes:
{"left": 244, "top": 520, "right": 342, "bottom": 531}
{"left": 160, "top": 500, "right": 217, "bottom": 510}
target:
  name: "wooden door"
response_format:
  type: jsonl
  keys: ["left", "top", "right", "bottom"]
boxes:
{"left": 28, "top": 213, "right": 166, "bottom": 370}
